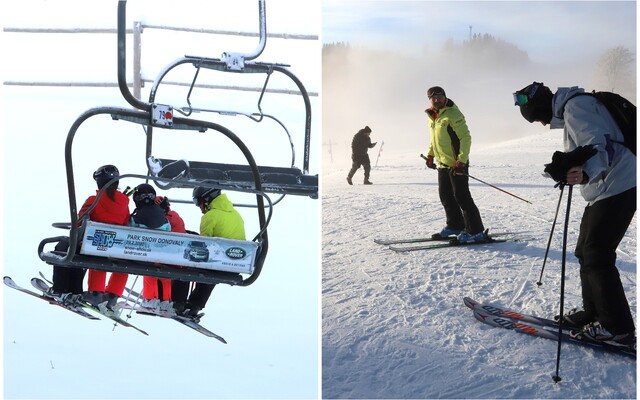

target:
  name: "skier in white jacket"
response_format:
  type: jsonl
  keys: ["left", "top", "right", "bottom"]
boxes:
{"left": 514, "top": 81, "right": 636, "bottom": 347}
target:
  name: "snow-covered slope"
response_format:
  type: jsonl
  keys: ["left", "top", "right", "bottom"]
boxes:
{"left": 321, "top": 134, "right": 636, "bottom": 399}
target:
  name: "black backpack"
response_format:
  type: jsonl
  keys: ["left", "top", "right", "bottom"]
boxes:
{"left": 571, "top": 91, "right": 636, "bottom": 155}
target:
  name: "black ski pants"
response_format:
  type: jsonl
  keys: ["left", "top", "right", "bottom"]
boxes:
{"left": 437, "top": 167, "right": 484, "bottom": 234}
{"left": 51, "top": 237, "right": 86, "bottom": 294}
{"left": 347, "top": 154, "right": 371, "bottom": 182}
{"left": 574, "top": 187, "right": 636, "bottom": 334}
{"left": 172, "top": 280, "right": 216, "bottom": 310}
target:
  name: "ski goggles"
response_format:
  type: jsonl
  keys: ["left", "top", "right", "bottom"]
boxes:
{"left": 513, "top": 82, "right": 540, "bottom": 106}
{"left": 513, "top": 93, "right": 530, "bottom": 106}
{"left": 132, "top": 189, "right": 156, "bottom": 205}
{"left": 135, "top": 192, "right": 156, "bottom": 202}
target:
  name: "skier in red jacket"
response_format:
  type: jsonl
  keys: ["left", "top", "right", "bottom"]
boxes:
{"left": 79, "top": 165, "right": 131, "bottom": 309}
{"left": 49, "top": 165, "right": 130, "bottom": 309}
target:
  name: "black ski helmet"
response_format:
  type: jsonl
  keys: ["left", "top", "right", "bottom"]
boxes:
{"left": 132, "top": 183, "right": 157, "bottom": 206}
{"left": 93, "top": 164, "right": 120, "bottom": 189}
{"left": 514, "top": 82, "right": 554, "bottom": 124}
{"left": 192, "top": 186, "right": 221, "bottom": 206}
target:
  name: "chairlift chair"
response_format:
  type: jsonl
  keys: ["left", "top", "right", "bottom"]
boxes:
{"left": 38, "top": 0, "right": 318, "bottom": 287}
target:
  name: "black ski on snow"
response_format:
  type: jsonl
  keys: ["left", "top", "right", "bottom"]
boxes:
{"left": 388, "top": 236, "right": 509, "bottom": 252}
{"left": 464, "top": 297, "right": 635, "bottom": 358}
{"left": 374, "top": 231, "right": 523, "bottom": 246}
{"left": 374, "top": 234, "right": 457, "bottom": 246}
{"left": 3, "top": 276, "right": 99, "bottom": 320}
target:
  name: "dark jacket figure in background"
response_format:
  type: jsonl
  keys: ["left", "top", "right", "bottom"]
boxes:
{"left": 514, "top": 81, "right": 636, "bottom": 346}
{"left": 347, "top": 125, "right": 377, "bottom": 185}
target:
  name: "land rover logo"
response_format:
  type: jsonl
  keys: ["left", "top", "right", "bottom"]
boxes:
{"left": 226, "top": 247, "right": 246, "bottom": 259}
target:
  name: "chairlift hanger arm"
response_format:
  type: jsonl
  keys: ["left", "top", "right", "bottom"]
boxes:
{"left": 117, "top": 0, "right": 150, "bottom": 111}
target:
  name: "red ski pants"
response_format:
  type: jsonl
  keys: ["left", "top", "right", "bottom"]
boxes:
{"left": 87, "top": 269, "right": 128, "bottom": 296}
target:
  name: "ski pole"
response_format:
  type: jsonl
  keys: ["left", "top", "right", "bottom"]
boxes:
{"left": 419, "top": 154, "right": 532, "bottom": 204}
{"left": 466, "top": 174, "right": 533, "bottom": 204}
{"left": 375, "top": 140, "right": 384, "bottom": 168}
{"left": 123, "top": 275, "right": 141, "bottom": 320}
{"left": 537, "top": 184, "right": 565, "bottom": 286}
{"left": 553, "top": 184, "right": 573, "bottom": 384}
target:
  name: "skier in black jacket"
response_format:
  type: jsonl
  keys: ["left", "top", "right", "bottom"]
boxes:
{"left": 347, "top": 125, "right": 377, "bottom": 185}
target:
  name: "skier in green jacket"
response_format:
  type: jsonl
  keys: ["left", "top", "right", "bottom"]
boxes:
{"left": 172, "top": 187, "right": 246, "bottom": 320}
{"left": 424, "top": 86, "right": 486, "bottom": 243}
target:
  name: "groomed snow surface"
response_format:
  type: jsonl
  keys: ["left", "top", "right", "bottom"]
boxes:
{"left": 322, "top": 134, "right": 636, "bottom": 399}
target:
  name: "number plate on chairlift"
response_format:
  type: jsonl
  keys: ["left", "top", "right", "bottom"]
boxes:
{"left": 151, "top": 104, "right": 174, "bottom": 127}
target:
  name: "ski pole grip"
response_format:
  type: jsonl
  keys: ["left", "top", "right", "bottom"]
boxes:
{"left": 420, "top": 154, "right": 436, "bottom": 169}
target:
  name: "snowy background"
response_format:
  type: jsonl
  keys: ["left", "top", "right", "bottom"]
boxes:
{"left": 3, "top": 1, "right": 320, "bottom": 399}
{"left": 321, "top": 134, "right": 636, "bottom": 399}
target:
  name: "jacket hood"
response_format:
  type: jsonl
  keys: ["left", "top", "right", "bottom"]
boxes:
{"left": 550, "top": 86, "right": 585, "bottom": 129}
{"left": 206, "top": 193, "right": 235, "bottom": 213}
{"left": 131, "top": 204, "right": 168, "bottom": 229}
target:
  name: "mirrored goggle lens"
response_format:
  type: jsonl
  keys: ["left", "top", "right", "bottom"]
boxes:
{"left": 137, "top": 193, "right": 155, "bottom": 202}
{"left": 513, "top": 93, "right": 529, "bottom": 106}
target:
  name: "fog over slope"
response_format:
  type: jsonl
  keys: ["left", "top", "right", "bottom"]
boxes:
{"left": 322, "top": 37, "right": 636, "bottom": 167}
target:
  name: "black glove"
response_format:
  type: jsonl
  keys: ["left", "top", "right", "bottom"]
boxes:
{"left": 544, "top": 145, "right": 597, "bottom": 183}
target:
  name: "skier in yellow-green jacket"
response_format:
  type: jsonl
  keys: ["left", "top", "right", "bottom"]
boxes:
{"left": 424, "top": 86, "right": 486, "bottom": 243}
{"left": 171, "top": 187, "right": 246, "bottom": 320}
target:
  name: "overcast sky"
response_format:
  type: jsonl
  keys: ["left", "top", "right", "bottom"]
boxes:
{"left": 322, "top": 1, "right": 636, "bottom": 63}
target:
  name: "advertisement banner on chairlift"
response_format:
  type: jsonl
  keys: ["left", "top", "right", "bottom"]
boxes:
{"left": 80, "top": 221, "right": 257, "bottom": 274}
